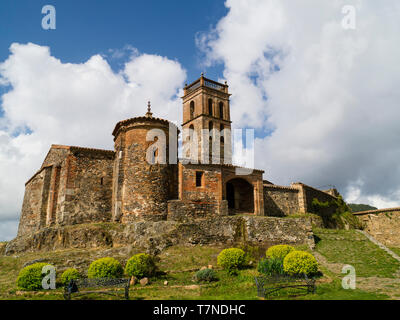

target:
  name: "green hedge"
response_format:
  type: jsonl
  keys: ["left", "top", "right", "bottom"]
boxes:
{"left": 87, "top": 257, "right": 123, "bottom": 279}
{"left": 60, "top": 268, "right": 80, "bottom": 285}
{"left": 16, "top": 262, "right": 54, "bottom": 290}
{"left": 266, "top": 245, "right": 295, "bottom": 261}
{"left": 217, "top": 248, "right": 246, "bottom": 275}
{"left": 283, "top": 251, "right": 318, "bottom": 276}
{"left": 124, "top": 253, "right": 156, "bottom": 278}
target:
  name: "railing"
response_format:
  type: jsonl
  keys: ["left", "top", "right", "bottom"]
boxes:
{"left": 185, "top": 79, "right": 201, "bottom": 93}
{"left": 204, "top": 80, "right": 225, "bottom": 91}
{"left": 185, "top": 78, "right": 226, "bottom": 94}
{"left": 255, "top": 274, "right": 316, "bottom": 299}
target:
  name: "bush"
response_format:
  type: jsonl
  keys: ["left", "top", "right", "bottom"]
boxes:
{"left": 257, "top": 257, "right": 285, "bottom": 276}
{"left": 194, "top": 268, "right": 218, "bottom": 282}
{"left": 60, "top": 268, "right": 80, "bottom": 285}
{"left": 87, "top": 257, "right": 123, "bottom": 279}
{"left": 239, "top": 244, "right": 264, "bottom": 263}
{"left": 266, "top": 245, "right": 295, "bottom": 261}
{"left": 283, "top": 251, "right": 318, "bottom": 276}
{"left": 16, "top": 263, "right": 54, "bottom": 290}
{"left": 217, "top": 248, "right": 246, "bottom": 275}
{"left": 124, "top": 253, "right": 156, "bottom": 278}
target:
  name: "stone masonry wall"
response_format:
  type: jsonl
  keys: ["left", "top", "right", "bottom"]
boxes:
{"left": 60, "top": 149, "right": 114, "bottom": 226}
{"left": 113, "top": 120, "right": 178, "bottom": 223}
{"left": 6, "top": 216, "right": 314, "bottom": 255}
{"left": 263, "top": 185, "right": 300, "bottom": 217}
{"left": 167, "top": 199, "right": 228, "bottom": 222}
{"left": 355, "top": 208, "right": 400, "bottom": 247}
{"left": 295, "top": 183, "right": 338, "bottom": 215}
{"left": 17, "top": 166, "right": 52, "bottom": 237}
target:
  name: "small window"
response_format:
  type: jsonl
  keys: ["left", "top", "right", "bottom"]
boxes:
{"left": 100, "top": 177, "right": 104, "bottom": 185}
{"left": 219, "top": 102, "right": 224, "bottom": 119}
{"left": 189, "top": 124, "right": 194, "bottom": 140}
{"left": 196, "top": 171, "right": 204, "bottom": 187}
{"left": 190, "top": 101, "right": 195, "bottom": 119}
{"left": 208, "top": 99, "right": 213, "bottom": 116}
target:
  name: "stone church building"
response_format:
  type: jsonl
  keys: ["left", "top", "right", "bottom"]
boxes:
{"left": 17, "top": 75, "right": 338, "bottom": 237}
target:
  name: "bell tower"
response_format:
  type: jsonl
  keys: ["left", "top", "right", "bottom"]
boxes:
{"left": 181, "top": 73, "right": 232, "bottom": 164}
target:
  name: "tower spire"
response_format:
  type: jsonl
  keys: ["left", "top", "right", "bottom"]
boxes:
{"left": 146, "top": 101, "right": 153, "bottom": 118}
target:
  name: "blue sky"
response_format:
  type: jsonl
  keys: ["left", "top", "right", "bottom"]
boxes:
{"left": 0, "top": 0, "right": 227, "bottom": 80}
{"left": 1, "top": 1, "right": 400, "bottom": 241}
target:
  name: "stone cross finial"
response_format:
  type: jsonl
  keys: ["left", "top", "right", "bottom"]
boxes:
{"left": 146, "top": 101, "right": 153, "bottom": 118}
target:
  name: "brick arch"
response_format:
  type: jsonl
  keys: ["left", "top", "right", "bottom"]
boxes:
{"left": 225, "top": 178, "right": 254, "bottom": 214}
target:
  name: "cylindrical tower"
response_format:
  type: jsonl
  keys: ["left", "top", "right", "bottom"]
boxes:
{"left": 111, "top": 103, "right": 179, "bottom": 223}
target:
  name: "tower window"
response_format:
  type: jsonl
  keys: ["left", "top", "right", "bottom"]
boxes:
{"left": 196, "top": 171, "right": 204, "bottom": 187}
{"left": 100, "top": 177, "right": 104, "bottom": 185}
{"left": 189, "top": 124, "right": 194, "bottom": 140}
{"left": 208, "top": 99, "right": 213, "bottom": 116}
{"left": 220, "top": 124, "right": 224, "bottom": 143}
{"left": 219, "top": 102, "right": 224, "bottom": 119}
{"left": 190, "top": 101, "right": 195, "bottom": 119}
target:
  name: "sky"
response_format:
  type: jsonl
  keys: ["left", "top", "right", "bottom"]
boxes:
{"left": 1, "top": 0, "right": 400, "bottom": 241}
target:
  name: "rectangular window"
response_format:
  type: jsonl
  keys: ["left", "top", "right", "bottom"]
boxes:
{"left": 196, "top": 171, "right": 204, "bottom": 187}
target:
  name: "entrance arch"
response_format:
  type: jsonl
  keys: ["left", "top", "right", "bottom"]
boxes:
{"left": 225, "top": 178, "right": 254, "bottom": 214}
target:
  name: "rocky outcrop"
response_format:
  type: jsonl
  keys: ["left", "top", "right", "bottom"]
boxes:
{"left": 5, "top": 216, "right": 314, "bottom": 256}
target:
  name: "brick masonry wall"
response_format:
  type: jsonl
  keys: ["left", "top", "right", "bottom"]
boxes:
{"left": 180, "top": 163, "right": 222, "bottom": 201}
{"left": 355, "top": 208, "right": 400, "bottom": 247}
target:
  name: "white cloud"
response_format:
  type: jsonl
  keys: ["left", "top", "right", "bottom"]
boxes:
{"left": 0, "top": 42, "right": 186, "bottom": 240}
{"left": 198, "top": 0, "right": 400, "bottom": 208}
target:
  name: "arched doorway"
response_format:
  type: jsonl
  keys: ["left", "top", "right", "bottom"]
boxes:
{"left": 226, "top": 178, "right": 254, "bottom": 214}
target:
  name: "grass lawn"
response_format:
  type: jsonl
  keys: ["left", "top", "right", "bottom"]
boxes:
{"left": 389, "top": 247, "right": 400, "bottom": 257}
{"left": 0, "top": 229, "right": 398, "bottom": 300}
{"left": 313, "top": 228, "right": 400, "bottom": 278}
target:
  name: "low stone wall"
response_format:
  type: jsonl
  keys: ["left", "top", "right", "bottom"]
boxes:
{"left": 167, "top": 200, "right": 228, "bottom": 222}
{"left": 5, "top": 216, "right": 314, "bottom": 255}
{"left": 354, "top": 208, "right": 400, "bottom": 247}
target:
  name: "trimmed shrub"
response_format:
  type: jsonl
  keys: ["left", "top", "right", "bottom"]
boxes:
{"left": 283, "top": 251, "right": 318, "bottom": 276}
{"left": 60, "top": 268, "right": 80, "bottom": 285}
{"left": 266, "top": 245, "right": 295, "bottom": 261}
{"left": 194, "top": 268, "right": 218, "bottom": 282}
{"left": 217, "top": 248, "right": 246, "bottom": 275}
{"left": 87, "top": 257, "right": 123, "bottom": 279}
{"left": 257, "top": 257, "right": 285, "bottom": 276}
{"left": 16, "top": 262, "right": 54, "bottom": 290}
{"left": 124, "top": 253, "right": 156, "bottom": 278}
